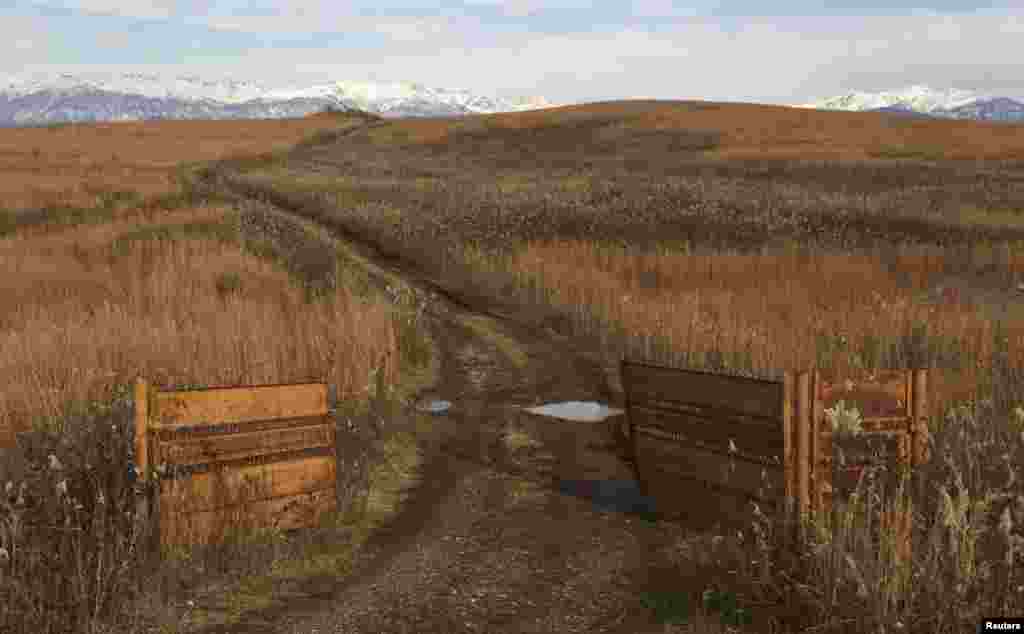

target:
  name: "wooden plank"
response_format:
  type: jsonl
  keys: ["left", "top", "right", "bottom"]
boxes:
{"left": 796, "top": 371, "right": 811, "bottom": 517}
{"left": 161, "top": 488, "right": 336, "bottom": 546}
{"left": 634, "top": 423, "right": 783, "bottom": 467}
{"left": 818, "top": 370, "right": 910, "bottom": 420}
{"left": 152, "top": 382, "right": 327, "bottom": 428}
{"left": 135, "top": 378, "right": 149, "bottom": 478}
{"left": 628, "top": 405, "right": 784, "bottom": 460}
{"left": 783, "top": 371, "right": 795, "bottom": 515}
{"left": 857, "top": 416, "right": 915, "bottom": 428}
{"left": 633, "top": 474, "right": 771, "bottom": 531}
{"left": 160, "top": 420, "right": 334, "bottom": 467}
{"left": 809, "top": 370, "right": 822, "bottom": 515}
{"left": 159, "top": 455, "right": 336, "bottom": 513}
{"left": 635, "top": 434, "right": 785, "bottom": 503}
{"left": 621, "top": 361, "right": 783, "bottom": 420}
{"left": 625, "top": 399, "right": 781, "bottom": 428}
{"left": 912, "top": 369, "right": 929, "bottom": 465}
{"left": 155, "top": 415, "right": 332, "bottom": 440}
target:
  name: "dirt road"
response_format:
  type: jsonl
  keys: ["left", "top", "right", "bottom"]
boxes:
{"left": 182, "top": 155, "right": 714, "bottom": 634}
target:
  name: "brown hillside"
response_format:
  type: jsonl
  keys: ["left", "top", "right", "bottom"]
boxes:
{"left": 386, "top": 99, "right": 1024, "bottom": 162}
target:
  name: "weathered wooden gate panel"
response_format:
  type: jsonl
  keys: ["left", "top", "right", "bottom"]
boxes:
{"left": 622, "top": 361, "right": 927, "bottom": 558}
{"left": 621, "top": 361, "right": 791, "bottom": 528}
{"left": 135, "top": 379, "right": 337, "bottom": 548}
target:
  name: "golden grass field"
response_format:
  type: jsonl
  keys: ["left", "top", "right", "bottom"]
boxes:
{"left": 0, "top": 112, "right": 404, "bottom": 450}
{"left": 0, "top": 110, "right": 440, "bottom": 634}
{"left": 0, "top": 114, "right": 367, "bottom": 212}
{"left": 1, "top": 101, "right": 1023, "bottom": 633}
{"left": 207, "top": 102, "right": 1024, "bottom": 631}
{"left": 0, "top": 205, "right": 402, "bottom": 445}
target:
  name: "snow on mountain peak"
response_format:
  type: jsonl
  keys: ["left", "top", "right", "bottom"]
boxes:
{"left": 2, "top": 71, "right": 276, "bottom": 103}
{"left": 0, "top": 71, "right": 557, "bottom": 125}
{"left": 799, "top": 84, "right": 995, "bottom": 113}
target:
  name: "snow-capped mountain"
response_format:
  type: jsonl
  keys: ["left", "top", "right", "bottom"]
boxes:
{"left": 797, "top": 85, "right": 1024, "bottom": 122}
{"left": 0, "top": 72, "right": 558, "bottom": 126}
{"left": 944, "top": 96, "right": 1024, "bottom": 122}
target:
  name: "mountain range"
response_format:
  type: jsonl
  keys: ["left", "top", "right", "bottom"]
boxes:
{"left": 0, "top": 72, "right": 558, "bottom": 126}
{"left": 798, "top": 85, "right": 1024, "bottom": 122}
{"left": 2, "top": 74, "right": 1022, "bottom": 127}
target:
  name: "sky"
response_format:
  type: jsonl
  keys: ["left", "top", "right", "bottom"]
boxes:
{"left": 3, "top": 1, "right": 1023, "bottom": 106}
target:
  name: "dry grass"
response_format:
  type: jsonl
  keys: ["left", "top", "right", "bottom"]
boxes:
{"left": 0, "top": 204, "right": 399, "bottom": 447}
{"left": 0, "top": 115, "right": 369, "bottom": 212}
{"left": 0, "top": 197, "right": 422, "bottom": 631}
{"left": 488, "top": 240, "right": 1024, "bottom": 631}
{"left": 0, "top": 110, "right": 433, "bottom": 634}
{"left": 497, "top": 242, "right": 1021, "bottom": 404}
{"left": 209, "top": 100, "right": 1024, "bottom": 632}
{"left": 2, "top": 99, "right": 1023, "bottom": 632}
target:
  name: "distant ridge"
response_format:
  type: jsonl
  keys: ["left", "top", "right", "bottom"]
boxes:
{"left": 866, "top": 105, "right": 937, "bottom": 119}
{"left": 798, "top": 85, "right": 1024, "bottom": 122}
{"left": 0, "top": 72, "right": 559, "bottom": 127}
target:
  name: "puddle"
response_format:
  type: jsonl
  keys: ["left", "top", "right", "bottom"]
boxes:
{"left": 416, "top": 400, "right": 452, "bottom": 414}
{"left": 558, "top": 479, "right": 657, "bottom": 516}
{"left": 523, "top": 401, "right": 624, "bottom": 422}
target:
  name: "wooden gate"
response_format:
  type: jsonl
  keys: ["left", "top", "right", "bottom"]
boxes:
{"left": 134, "top": 378, "right": 337, "bottom": 549}
{"left": 620, "top": 360, "right": 791, "bottom": 529}
{"left": 814, "top": 369, "right": 928, "bottom": 562}
{"left": 621, "top": 361, "right": 928, "bottom": 556}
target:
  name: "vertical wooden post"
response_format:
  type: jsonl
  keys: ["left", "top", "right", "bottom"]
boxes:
{"left": 912, "top": 369, "right": 929, "bottom": 466}
{"left": 133, "top": 377, "right": 155, "bottom": 556}
{"left": 782, "top": 370, "right": 794, "bottom": 517}
{"left": 783, "top": 370, "right": 799, "bottom": 549}
{"left": 810, "top": 369, "right": 823, "bottom": 514}
{"left": 795, "top": 370, "right": 811, "bottom": 544}
{"left": 900, "top": 368, "right": 929, "bottom": 567}
{"left": 134, "top": 377, "right": 148, "bottom": 482}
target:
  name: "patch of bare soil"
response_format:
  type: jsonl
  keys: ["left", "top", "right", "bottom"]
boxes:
{"left": 182, "top": 187, "right": 717, "bottom": 633}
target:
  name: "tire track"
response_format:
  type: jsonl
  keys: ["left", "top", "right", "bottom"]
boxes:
{"left": 185, "top": 121, "right": 680, "bottom": 634}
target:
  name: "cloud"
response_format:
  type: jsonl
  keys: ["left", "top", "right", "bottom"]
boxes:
{"left": 193, "top": 5, "right": 470, "bottom": 40}
{"left": 923, "top": 14, "right": 963, "bottom": 40}
{"left": 998, "top": 13, "right": 1024, "bottom": 31}
{"left": 629, "top": 0, "right": 708, "bottom": 17}
{"left": 711, "top": 1, "right": 1022, "bottom": 16}
{"left": 54, "top": 0, "right": 180, "bottom": 19}
{"left": 92, "top": 30, "right": 134, "bottom": 50}
{"left": 247, "top": 12, "right": 1022, "bottom": 103}
{"left": 0, "top": 14, "right": 51, "bottom": 65}
{"left": 3, "top": 4, "right": 1023, "bottom": 105}
{"left": 459, "top": 0, "right": 596, "bottom": 17}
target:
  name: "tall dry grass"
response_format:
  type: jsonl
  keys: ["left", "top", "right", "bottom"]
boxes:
{"left": 0, "top": 201, "right": 415, "bottom": 633}
{"left": 473, "top": 238, "right": 1024, "bottom": 632}
{"left": 498, "top": 240, "right": 1022, "bottom": 383}
{"left": 55, "top": 100, "right": 1023, "bottom": 632}
{"left": 0, "top": 204, "right": 398, "bottom": 443}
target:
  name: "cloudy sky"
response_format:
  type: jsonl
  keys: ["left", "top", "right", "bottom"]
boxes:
{"left": 3, "top": 1, "right": 1023, "bottom": 105}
